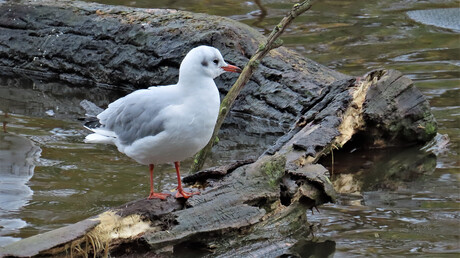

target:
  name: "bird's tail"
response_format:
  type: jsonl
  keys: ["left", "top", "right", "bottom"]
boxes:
{"left": 84, "top": 133, "right": 115, "bottom": 144}
{"left": 84, "top": 128, "right": 117, "bottom": 144}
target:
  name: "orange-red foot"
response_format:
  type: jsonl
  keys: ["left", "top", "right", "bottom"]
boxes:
{"left": 175, "top": 188, "right": 200, "bottom": 199}
{"left": 148, "top": 192, "right": 171, "bottom": 200}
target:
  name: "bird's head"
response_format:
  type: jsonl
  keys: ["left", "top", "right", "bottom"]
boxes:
{"left": 179, "top": 46, "right": 241, "bottom": 81}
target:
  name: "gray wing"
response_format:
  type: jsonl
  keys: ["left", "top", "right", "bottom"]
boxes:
{"left": 98, "top": 87, "right": 176, "bottom": 145}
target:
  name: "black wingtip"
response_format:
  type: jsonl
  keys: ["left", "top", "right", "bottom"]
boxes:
{"left": 83, "top": 117, "right": 102, "bottom": 130}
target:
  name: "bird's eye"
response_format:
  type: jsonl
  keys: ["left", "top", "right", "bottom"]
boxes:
{"left": 213, "top": 59, "right": 219, "bottom": 65}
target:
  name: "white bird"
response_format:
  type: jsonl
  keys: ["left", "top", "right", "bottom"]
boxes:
{"left": 84, "top": 46, "right": 241, "bottom": 199}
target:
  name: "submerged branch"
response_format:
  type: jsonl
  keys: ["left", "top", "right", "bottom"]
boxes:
{"left": 191, "top": 0, "right": 313, "bottom": 172}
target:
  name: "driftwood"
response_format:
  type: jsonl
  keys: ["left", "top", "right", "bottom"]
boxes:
{"left": 0, "top": 0, "right": 437, "bottom": 257}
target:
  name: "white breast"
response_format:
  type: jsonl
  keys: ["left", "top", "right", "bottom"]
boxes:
{"left": 121, "top": 80, "right": 220, "bottom": 165}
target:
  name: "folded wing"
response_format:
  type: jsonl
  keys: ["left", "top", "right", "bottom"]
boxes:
{"left": 85, "top": 86, "right": 177, "bottom": 145}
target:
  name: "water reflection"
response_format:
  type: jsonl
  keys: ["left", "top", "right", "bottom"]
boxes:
{"left": 0, "top": 76, "right": 128, "bottom": 245}
{"left": 314, "top": 144, "right": 460, "bottom": 255}
{"left": 0, "top": 76, "right": 125, "bottom": 121}
{"left": 0, "top": 133, "right": 41, "bottom": 246}
{"left": 289, "top": 239, "right": 336, "bottom": 257}
{"left": 321, "top": 145, "right": 437, "bottom": 195}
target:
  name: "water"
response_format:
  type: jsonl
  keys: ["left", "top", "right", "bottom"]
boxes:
{"left": 1, "top": 0, "right": 459, "bottom": 255}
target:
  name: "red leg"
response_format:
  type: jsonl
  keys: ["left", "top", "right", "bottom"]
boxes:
{"left": 174, "top": 161, "right": 199, "bottom": 199}
{"left": 147, "top": 164, "right": 170, "bottom": 200}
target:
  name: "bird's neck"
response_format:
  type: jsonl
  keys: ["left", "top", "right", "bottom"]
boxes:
{"left": 177, "top": 74, "right": 216, "bottom": 92}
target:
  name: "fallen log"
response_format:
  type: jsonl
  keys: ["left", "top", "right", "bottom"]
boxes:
{"left": 0, "top": 69, "right": 436, "bottom": 257}
{"left": 0, "top": 0, "right": 437, "bottom": 257}
{"left": 0, "top": 0, "right": 348, "bottom": 161}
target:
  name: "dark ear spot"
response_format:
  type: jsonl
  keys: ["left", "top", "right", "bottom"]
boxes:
{"left": 201, "top": 60, "right": 208, "bottom": 67}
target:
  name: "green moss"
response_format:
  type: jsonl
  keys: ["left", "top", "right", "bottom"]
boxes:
{"left": 389, "top": 123, "right": 401, "bottom": 132}
{"left": 258, "top": 43, "right": 265, "bottom": 51}
{"left": 219, "top": 106, "right": 227, "bottom": 116}
{"left": 193, "top": 150, "right": 202, "bottom": 165}
{"left": 250, "top": 60, "right": 260, "bottom": 69}
{"left": 274, "top": 38, "right": 284, "bottom": 47}
{"left": 261, "top": 155, "right": 286, "bottom": 188}
{"left": 424, "top": 121, "right": 437, "bottom": 136}
{"left": 303, "top": 90, "right": 313, "bottom": 98}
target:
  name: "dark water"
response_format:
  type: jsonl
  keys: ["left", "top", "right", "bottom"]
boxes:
{"left": 0, "top": 0, "right": 459, "bottom": 256}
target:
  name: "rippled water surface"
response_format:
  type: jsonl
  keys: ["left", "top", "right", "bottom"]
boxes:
{"left": 1, "top": 0, "right": 459, "bottom": 255}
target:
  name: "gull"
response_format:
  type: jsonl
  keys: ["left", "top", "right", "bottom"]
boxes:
{"left": 84, "top": 45, "right": 241, "bottom": 199}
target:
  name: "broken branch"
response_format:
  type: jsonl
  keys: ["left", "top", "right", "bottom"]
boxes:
{"left": 192, "top": 0, "right": 313, "bottom": 172}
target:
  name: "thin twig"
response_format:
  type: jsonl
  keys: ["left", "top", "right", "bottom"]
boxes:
{"left": 191, "top": 0, "right": 313, "bottom": 172}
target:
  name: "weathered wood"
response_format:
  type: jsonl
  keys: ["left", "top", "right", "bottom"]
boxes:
{"left": 182, "top": 159, "right": 255, "bottom": 184}
{"left": 0, "top": 1, "right": 438, "bottom": 257}
{"left": 0, "top": 219, "right": 100, "bottom": 257}
{"left": 362, "top": 69, "right": 437, "bottom": 145}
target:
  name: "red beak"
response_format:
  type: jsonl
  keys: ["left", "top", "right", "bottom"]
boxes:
{"left": 222, "top": 64, "right": 242, "bottom": 73}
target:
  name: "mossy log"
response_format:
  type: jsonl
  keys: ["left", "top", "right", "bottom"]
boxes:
{"left": 0, "top": 0, "right": 437, "bottom": 257}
